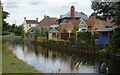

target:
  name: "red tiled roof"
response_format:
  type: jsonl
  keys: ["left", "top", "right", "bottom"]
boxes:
{"left": 26, "top": 20, "right": 38, "bottom": 24}
{"left": 83, "top": 19, "right": 97, "bottom": 26}
{"left": 89, "top": 16, "right": 96, "bottom": 19}
{"left": 69, "top": 19, "right": 81, "bottom": 27}
{"left": 50, "top": 17, "right": 57, "bottom": 22}
{"left": 39, "top": 16, "right": 57, "bottom": 27}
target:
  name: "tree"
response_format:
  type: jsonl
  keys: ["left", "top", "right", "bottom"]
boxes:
{"left": 74, "top": 26, "right": 79, "bottom": 33}
{"left": 91, "top": 2, "right": 120, "bottom": 26}
{"left": 35, "top": 28, "right": 40, "bottom": 37}
{"left": 109, "top": 31, "right": 120, "bottom": 53}
{"left": 40, "top": 26, "right": 45, "bottom": 37}
{"left": 1, "top": 1, "right": 10, "bottom": 35}
{"left": 77, "top": 31, "right": 91, "bottom": 43}
{"left": 90, "top": 34, "right": 95, "bottom": 45}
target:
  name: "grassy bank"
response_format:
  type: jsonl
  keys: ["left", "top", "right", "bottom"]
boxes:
{"left": 2, "top": 43, "right": 43, "bottom": 73}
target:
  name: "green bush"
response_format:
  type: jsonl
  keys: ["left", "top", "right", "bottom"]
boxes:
{"left": 69, "top": 36, "right": 76, "bottom": 42}
{"left": 90, "top": 34, "right": 95, "bottom": 45}
{"left": 2, "top": 31, "right": 10, "bottom": 35}
{"left": 77, "top": 31, "right": 91, "bottom": 43}
{"left": 109, "top": 31, "right": 120, "bottom": 53}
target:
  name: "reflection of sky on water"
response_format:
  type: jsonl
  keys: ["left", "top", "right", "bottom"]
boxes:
{"left": 11, "top": 41, "right": 97, "bottom": 73}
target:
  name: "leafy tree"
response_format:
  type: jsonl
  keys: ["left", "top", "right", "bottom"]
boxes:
{"left": 40, "top": 26, "right": 45, "bottom": 37}
{"left": 90, "top": 34, "right": 95, "bottom": 45}
{"left": 1, "top": 1, "right": 10, "bottom": 35}
{"left": 74, "top": 26, "right": 79, "bottom": 33}
{"left": 77, "top": 31, "right": 91, "bottom": 43}
{"left": 91, "top": 2, "right": 120, "bottom": 26}
{"left": 35, "top": 28, "right": 40, "bottom": 37}
{"left": 109, "top": 31, "right": 120, "bottom": 53}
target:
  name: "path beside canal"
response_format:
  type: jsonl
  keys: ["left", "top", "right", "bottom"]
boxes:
{"left": 2, "top": 36, "right": 43, "bottom": 73}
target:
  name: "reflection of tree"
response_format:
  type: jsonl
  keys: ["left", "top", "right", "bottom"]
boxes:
{"left": 32, "top": 43, "right": 97, "bottom": 72}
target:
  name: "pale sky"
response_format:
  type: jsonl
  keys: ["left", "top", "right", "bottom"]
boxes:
{"left": 2, "top": 0, "right": 94, "bottom": 25}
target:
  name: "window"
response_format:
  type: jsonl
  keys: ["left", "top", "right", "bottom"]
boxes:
{"left": 100, "top": 32, "right": 108, "bottom": 37}
{"left": 80, "top": 21, "right": 86, "bottom": 28}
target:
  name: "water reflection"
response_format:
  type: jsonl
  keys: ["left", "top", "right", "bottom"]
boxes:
{"left": 2, "top": 37, "right": 120, "bottom": 74}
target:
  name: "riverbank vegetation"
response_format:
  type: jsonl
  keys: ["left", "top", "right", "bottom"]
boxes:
{"left": 2, "top": 42, "right": 42, "bottom": 73}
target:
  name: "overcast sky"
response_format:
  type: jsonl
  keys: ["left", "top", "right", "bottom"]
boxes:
{"left": 2, "top": 0, "right": 93, "bottom": 25}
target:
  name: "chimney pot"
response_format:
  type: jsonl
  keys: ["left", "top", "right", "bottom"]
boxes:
{"left": 44, "top": 15, "right": 46, "bottom": 18}
{"left": 36, "top": 18, "right": 38, "bottom": 21}
{"left": 70, "top": 6, "right": 75, "bottom": 18}
{"left": 24, "top": 17, "right": 26, "bottom": 20}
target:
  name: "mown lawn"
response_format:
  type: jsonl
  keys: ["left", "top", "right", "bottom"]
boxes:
{"left": 2, "top": 44, "right": 43, "bottom": 73}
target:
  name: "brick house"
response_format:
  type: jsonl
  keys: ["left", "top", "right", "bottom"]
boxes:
{"left": 39, "top": 15, "right": 57, "bottom": 27}
{"left": 39, "top": 16, "right": 57, "bottom": 32}
{"left": 57, "top": 19, "right": 80, "bottom": 32}
{"left": 57, "top": 6, "right": 88, "bottom": 24}
{"left": 79, "top": 18, "right": 105, "bottom": 31}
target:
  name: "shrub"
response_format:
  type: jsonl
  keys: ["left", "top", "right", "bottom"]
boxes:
{"left": 90, "top": 34, "right": 95, "bottom": 45}
{"left": 77, "top": 31, "right": 91, "bottom": 43}
{"left": 109, "top": 31, "right": 120, "bottom": 53}
{"left": 69, "top": 36, "right": 76, "bottom": 42}
{"left": 2, "top": 31, "right": 10, "bottom": 35}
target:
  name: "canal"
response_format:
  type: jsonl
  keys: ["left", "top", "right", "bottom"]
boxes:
{"left": 2, "top": 37, "right": 120, "bottom": 74}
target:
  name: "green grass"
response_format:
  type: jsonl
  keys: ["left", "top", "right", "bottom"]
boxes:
{"left": 2, "top": 44, "right": 43, "bottom": 73}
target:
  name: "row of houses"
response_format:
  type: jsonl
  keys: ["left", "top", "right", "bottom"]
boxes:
{"left": 23, "top": 6, "right": 119, "bottom": 44}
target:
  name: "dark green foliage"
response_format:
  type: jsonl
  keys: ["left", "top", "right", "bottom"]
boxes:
{"left": 14, "top": 25, "right": 24, "bottom": 36}
{"left": 2, "top": 31, "right": 10, "bottom": 35}
{"left": 91, "top": 2, "right": 120, "bottom": 26}
{"left": 40, "top": 26, "right": 45, "bottom": 37}
{"left": 74, "top": 26, "right": 79, "bottom": 33}
{"left": 35, "top": 28, "right": 40, "bottom": 37}
{"left": 109, "top": 31, "right": 120, "bottom": 52}
{"left": 69, "top": 36, "right": 76, "bottom": 42}
{"left": 77, "top": 31, "right": 91, "bottom": 43}
{"left": 1, "top": 2, "right": 23, "bottom": 36}
{"left": 90, "top": 34, "right": 95, "bottom": 45}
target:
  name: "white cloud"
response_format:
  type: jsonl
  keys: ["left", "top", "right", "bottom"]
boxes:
{"left": 2, "top": 0, "right": 93, "bottom": 25}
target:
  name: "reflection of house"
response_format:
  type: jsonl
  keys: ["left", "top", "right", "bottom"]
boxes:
{"left": 23, "top": 17, "right": 39, "bottom": 33}
{"left": 79, "top": 18, "right": 105, "bottom": 32}
{"left": 94, "top": 27, "right": 119, "bottom": 44}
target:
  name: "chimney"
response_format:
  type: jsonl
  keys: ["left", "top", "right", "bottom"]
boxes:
{"left": 44, "top": 15, "right": 46, "bottom": 18}
{"left": 70, "top": 6, "right": 75, "bottom": 18}
{"left": 36, "top": 18, "right": 38, "bottom": 21}
{"left": 24, "top": 17, "right": 26, "bottom": 20}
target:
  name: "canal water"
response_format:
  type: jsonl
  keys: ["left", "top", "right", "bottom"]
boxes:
{"left": 2, "top": 37, "right": 120, "bottom": 74}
